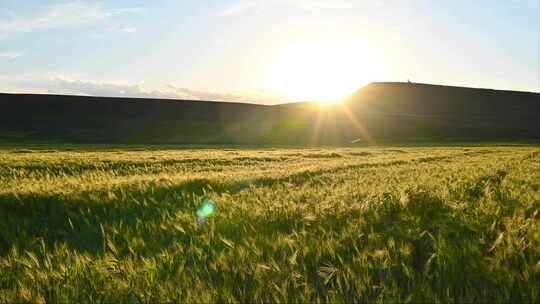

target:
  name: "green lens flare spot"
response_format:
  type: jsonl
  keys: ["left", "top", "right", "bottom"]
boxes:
{"left": 196, "top": 198, "right": 215, "bottom": 220}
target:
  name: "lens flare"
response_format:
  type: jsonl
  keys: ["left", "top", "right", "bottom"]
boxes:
{"left": 196, "top": 198, "right": 215, "bottom": 224}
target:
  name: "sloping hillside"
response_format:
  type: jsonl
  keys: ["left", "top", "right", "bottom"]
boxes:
{"left": 0, "top": 82, "right": 538, "bottom": 144}
{"left": 341, "top": 82, "right": 540, "bottom": 140}
{"left": 0, "top": 94, "right": 295, "bottom": 144}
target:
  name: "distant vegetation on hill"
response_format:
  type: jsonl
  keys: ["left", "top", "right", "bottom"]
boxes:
{"left": 1, "top": 82, "right": 538, "bottom": 144}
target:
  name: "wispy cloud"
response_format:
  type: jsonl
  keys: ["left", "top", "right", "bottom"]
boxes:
{"left": 2, "top": 76, "right": 290, "bottom": 104}
{"left": 108, "top": 27, "right": 137, "bottom": 33}
{"left": 0, "top": 51, "right": 22, "bottom": 59}
{"left": 109, "top": 7, "right": 145, "bottom": 15}
{"left": 216, "top": 0, "right": 265, "bottom": 17}
{"left": 216, "top": 0, "right": 366, "bottom": 16}
{"left": 0, "top": 1, "right": 143, "bottom": 33}
{"left": 164, "top": 85, "right": 290, "bottom": 104}
{"left": 46, "top": 78, "right": 163, "bottom": 98}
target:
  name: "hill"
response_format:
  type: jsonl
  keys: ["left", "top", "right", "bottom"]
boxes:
{"left": 341, "top": 82, "right": 540, "bottom": 141}
{"left": 0, "top": 82, "right": 538, "bottom": 144}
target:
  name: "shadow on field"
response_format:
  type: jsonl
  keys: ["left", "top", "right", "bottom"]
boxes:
{"left": 0, "top": 170, "right": 311, "bottom": 256}
{"left": 0, "top": 155, "right": 466, "bottom": 257}
{"left": 0, "top": 179, "right": 222, "bottom": 256}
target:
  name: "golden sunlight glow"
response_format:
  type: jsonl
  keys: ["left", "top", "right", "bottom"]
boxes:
{"left": 266, "top": 37, "right": 383, "bottom": 103}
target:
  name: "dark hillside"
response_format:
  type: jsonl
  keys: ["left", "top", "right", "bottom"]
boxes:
{"left": 0, "top": 94, "right": 286, "bottom": 143}
{"left": 342, "top": 83, "right": 540, "bottom": 140}
{"left": 1, "top": 82, "right": 538, "bottom": 144}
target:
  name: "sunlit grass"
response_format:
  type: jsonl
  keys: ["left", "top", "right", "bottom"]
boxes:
{"left": 0, "top": 146, "right": 538, "bottom": 302}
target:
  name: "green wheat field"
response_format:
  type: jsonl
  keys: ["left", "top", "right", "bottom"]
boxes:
{"left": 0, "top": 145, "right": 539, "bottom": 303}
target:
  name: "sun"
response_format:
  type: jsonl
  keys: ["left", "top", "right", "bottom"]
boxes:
{"left": 266, "top": 37, "right": 382, "bottom": 103}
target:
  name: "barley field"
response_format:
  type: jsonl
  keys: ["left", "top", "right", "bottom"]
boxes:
{"left": 0, "top": 145, "right": 539, "bottom": 303}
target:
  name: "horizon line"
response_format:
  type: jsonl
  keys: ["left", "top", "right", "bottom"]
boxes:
{"left": 1, "top": 81, "right": 539, "bottom": 106}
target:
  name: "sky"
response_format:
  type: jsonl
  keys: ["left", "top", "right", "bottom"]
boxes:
{"left": 0, "top": 0, "right": 538, "bottom": 104}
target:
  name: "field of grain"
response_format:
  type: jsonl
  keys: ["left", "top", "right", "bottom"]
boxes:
{"left": 0, "top": 145, "right": 539, "bottom": 303}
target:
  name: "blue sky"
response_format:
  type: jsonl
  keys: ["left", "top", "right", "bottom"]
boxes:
{"left": 0, "top": 0, "right": 538, "bottom": 104}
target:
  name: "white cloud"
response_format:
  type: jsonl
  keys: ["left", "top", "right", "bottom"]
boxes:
{"left": 108, "top": 27, "right": 137, "bottom": 33}
{"left": 108, "top": 7, "right": 145, "bottom": 15}
{"left": 0, "top": 51, "right": 22, "bottom": 59}
{"left": 48, "top": 78, "right": 160, "bottom": 98}
{"left": 164, "top": 85, "right": 290, "bottom": 104}
{"left": 1, "top": 76, "right": 291, "bottom": 104}
{"left": 216, "top": 0, "right": 265, "bottom": 17}
{"left": 0, "top": 1, "right": 143, "bottom": 33}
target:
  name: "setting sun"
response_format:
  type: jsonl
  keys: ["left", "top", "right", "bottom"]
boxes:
{"left": 266, "top": 37, "right": 383, "bottom": 103}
